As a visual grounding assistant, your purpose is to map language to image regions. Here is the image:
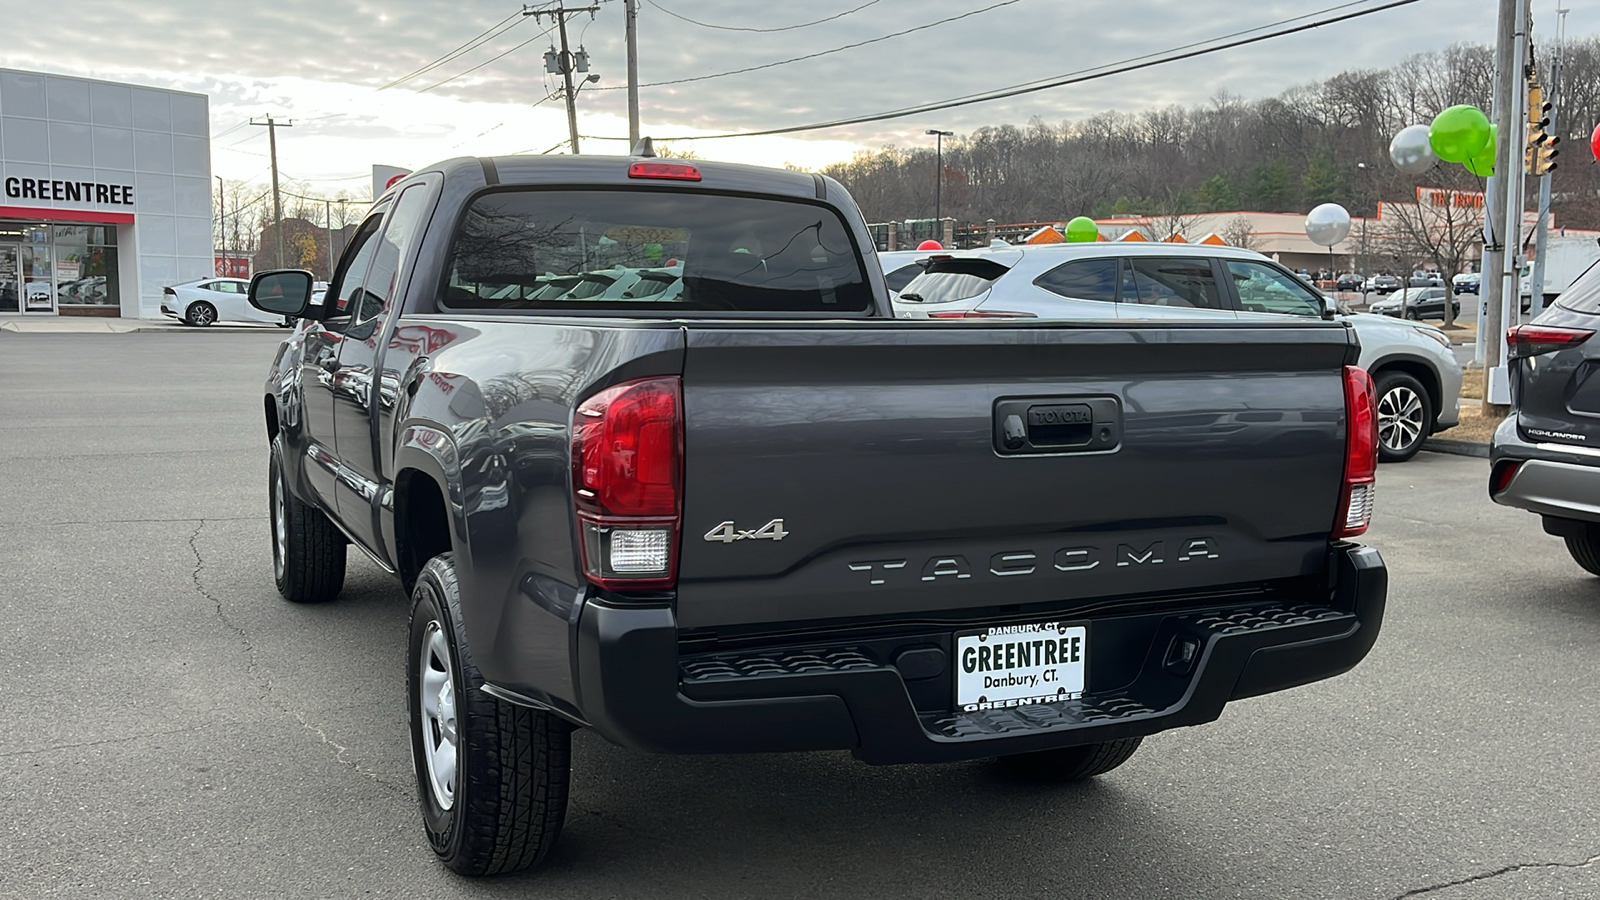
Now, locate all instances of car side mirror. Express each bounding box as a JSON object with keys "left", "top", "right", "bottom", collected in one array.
[
  {"left": 249, "top": 269, "right": 315, "bottom": 318},
  {"left": 1320, "top": 298, "right": 1336, "bottom": 321}
]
